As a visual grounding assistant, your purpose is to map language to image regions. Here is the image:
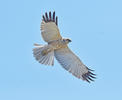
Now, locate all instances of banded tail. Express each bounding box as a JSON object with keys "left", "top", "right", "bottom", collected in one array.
[{"left": 33, "top": 44, "right": 54, "bottom": 66}]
